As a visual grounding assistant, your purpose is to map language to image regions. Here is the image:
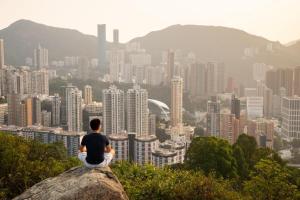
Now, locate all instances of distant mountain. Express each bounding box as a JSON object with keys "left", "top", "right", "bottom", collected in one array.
[
  {"left": 287, "top": 40, "right": 300, "bottom": 57},
  {"left": 0, "top": 19, "right": 98, "bottom": 66},
  {"left": 131, "top": 24, "right": 300, "bottom": 83},
  {"left": 1, "top": 20, "right": 300, "bottom": 84}
]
